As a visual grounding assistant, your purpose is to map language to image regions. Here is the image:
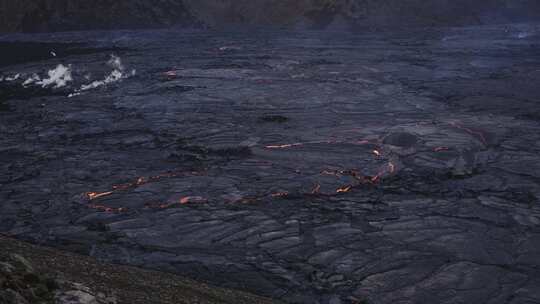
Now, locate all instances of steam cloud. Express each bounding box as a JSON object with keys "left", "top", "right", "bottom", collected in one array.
[
  {"left": 79, "top": 55, "right": 135, "bottom": 91},
  {"left": 38, "top": 64, "right": 73, "bottom": 88},
  {"left": 3, "top": 55, "right": 135, "bottom": 98}
]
